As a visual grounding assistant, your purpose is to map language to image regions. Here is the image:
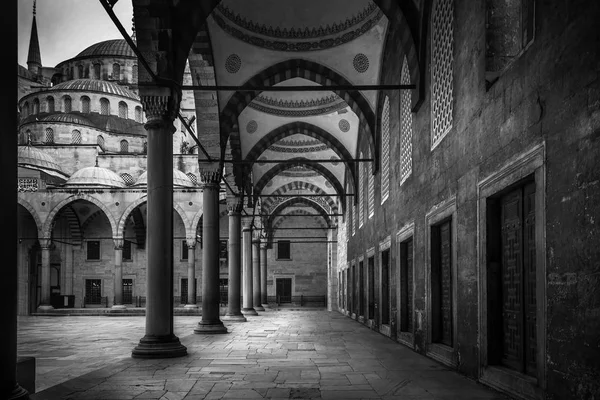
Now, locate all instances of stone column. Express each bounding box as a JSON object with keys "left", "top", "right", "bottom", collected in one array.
[
  {"left": 260, "top": 242, "right": 269, "bottom": 309},
  {"left": 241, "top": 219, "right": 257, "bottom": 315},
  {"left": 112, "top": 238, "right": 126, "bottom": 310},
  {"left": 252, "top": 237, "right": 264, "bottom": 311},
  {"left": 132, "top": 93, "right": 187, "bottom": 358},
  {"left": 38, "top": 238, "right": 53, "bottom": 311},
  {"left": 184, "top": 238, "right": 198, "bottom": 308},
  {"left": 223, "top": 197, "right": 246, "bottom": 321},
  {"left": 194, "top": 170, "right": 227, "bottom": 334}
]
